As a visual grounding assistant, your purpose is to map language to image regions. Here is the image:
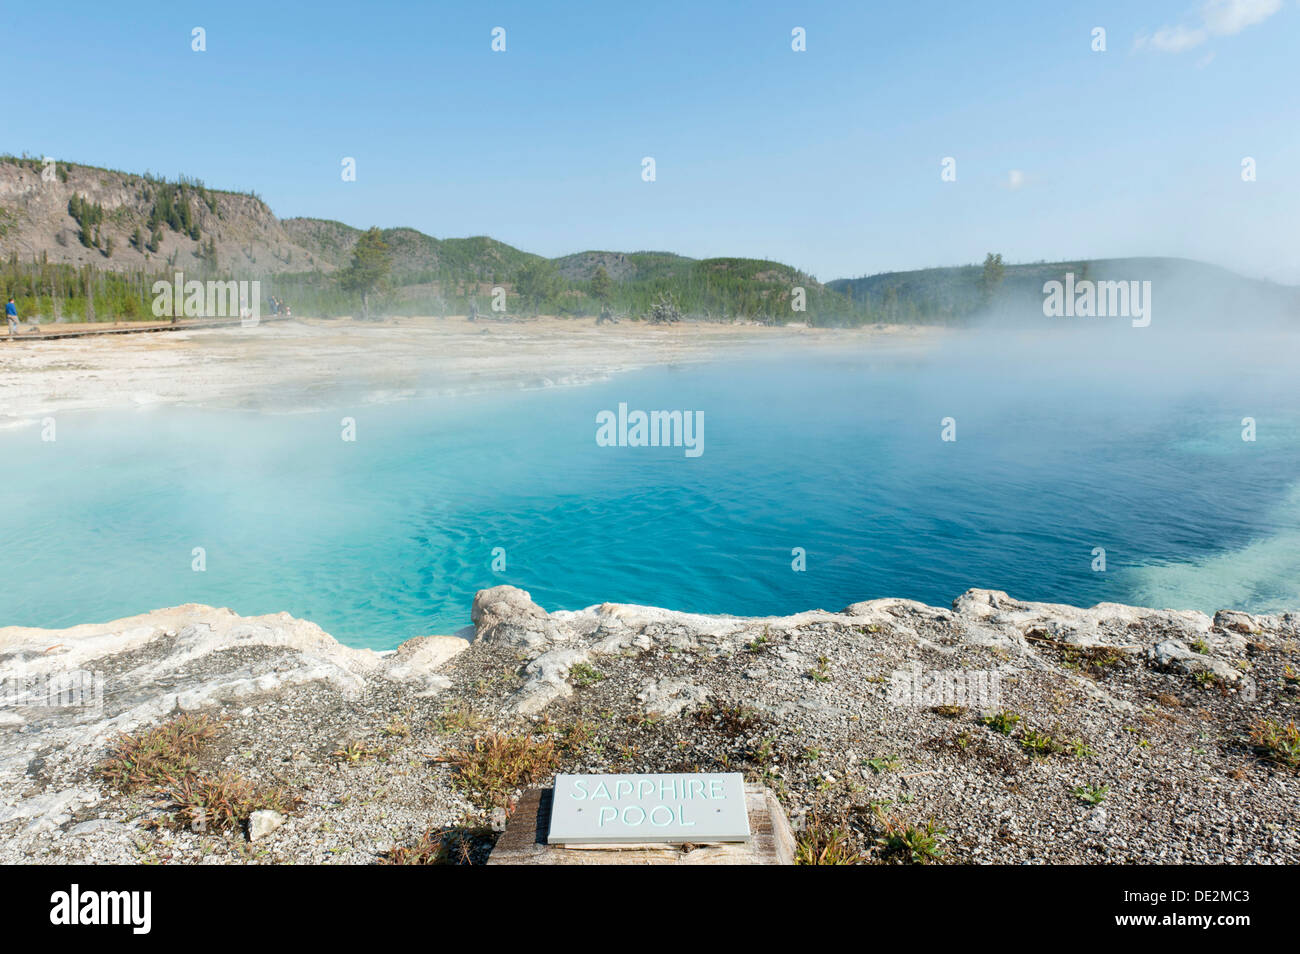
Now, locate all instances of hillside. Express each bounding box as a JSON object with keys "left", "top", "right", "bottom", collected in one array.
[
  {"left": 0, "top": 155, "right": 838, "bottom": 321},
  {"left": 0, "top": 157, "right": 542, "bottom": 285},
  {"left": 551, "top": 249, "right": 695, "bottom": 282},
  {"left": 0, "top": 156, "right": 324, "bottom": 276},
  {"left": 3, "top": 154, "right": 1296, "bottom": 327},
  {"left": 552, "top": 249, "right": 819, "bottom": 298},
  {"left": 829, "top": 258, "right": 1300, "bottom": 325},
  {"left": 282, "top": 218, "right": 543, "bottom": 284},
  {"left": 549, "top": 250, "right": 836, "bottom": 319}
]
